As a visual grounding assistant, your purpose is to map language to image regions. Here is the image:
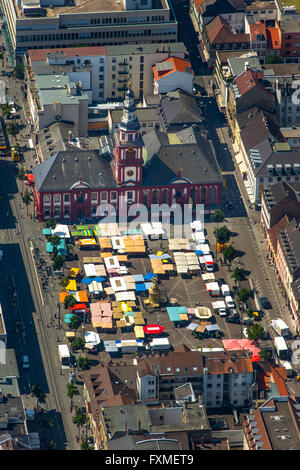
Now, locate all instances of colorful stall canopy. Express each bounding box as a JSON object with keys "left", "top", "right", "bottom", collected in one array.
[
  {"left": 69, "top": 267, "right": 80, "bottom": 278},
  {"left": 76, "top": 291, "right": 89, "bottom": 303},
  {"left": 66, "top": 279, "right": 77, "bottom": 291},
  {"left": 42, "top": 228, "right": 51, "bottom": 236},
  {"left": 143, "top": 324, "right": 165, "bottom": 335}
]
